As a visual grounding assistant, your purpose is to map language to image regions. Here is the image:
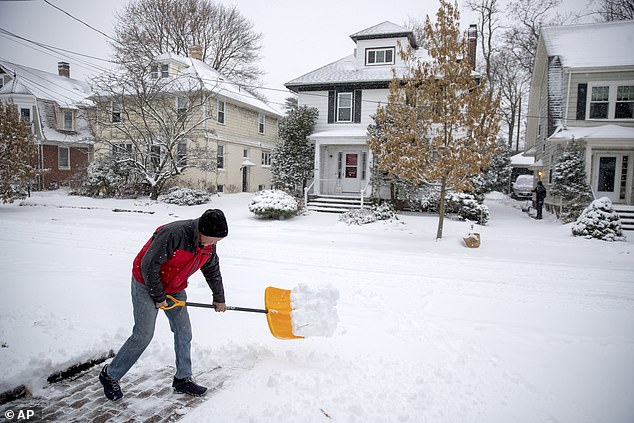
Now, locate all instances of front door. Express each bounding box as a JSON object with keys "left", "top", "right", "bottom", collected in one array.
[
  {"left": 340, "top": 151, "right": 361, "bottom": 193},
  {"left": 593, "top": 154, "right": 626, "bottom": 202}
]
